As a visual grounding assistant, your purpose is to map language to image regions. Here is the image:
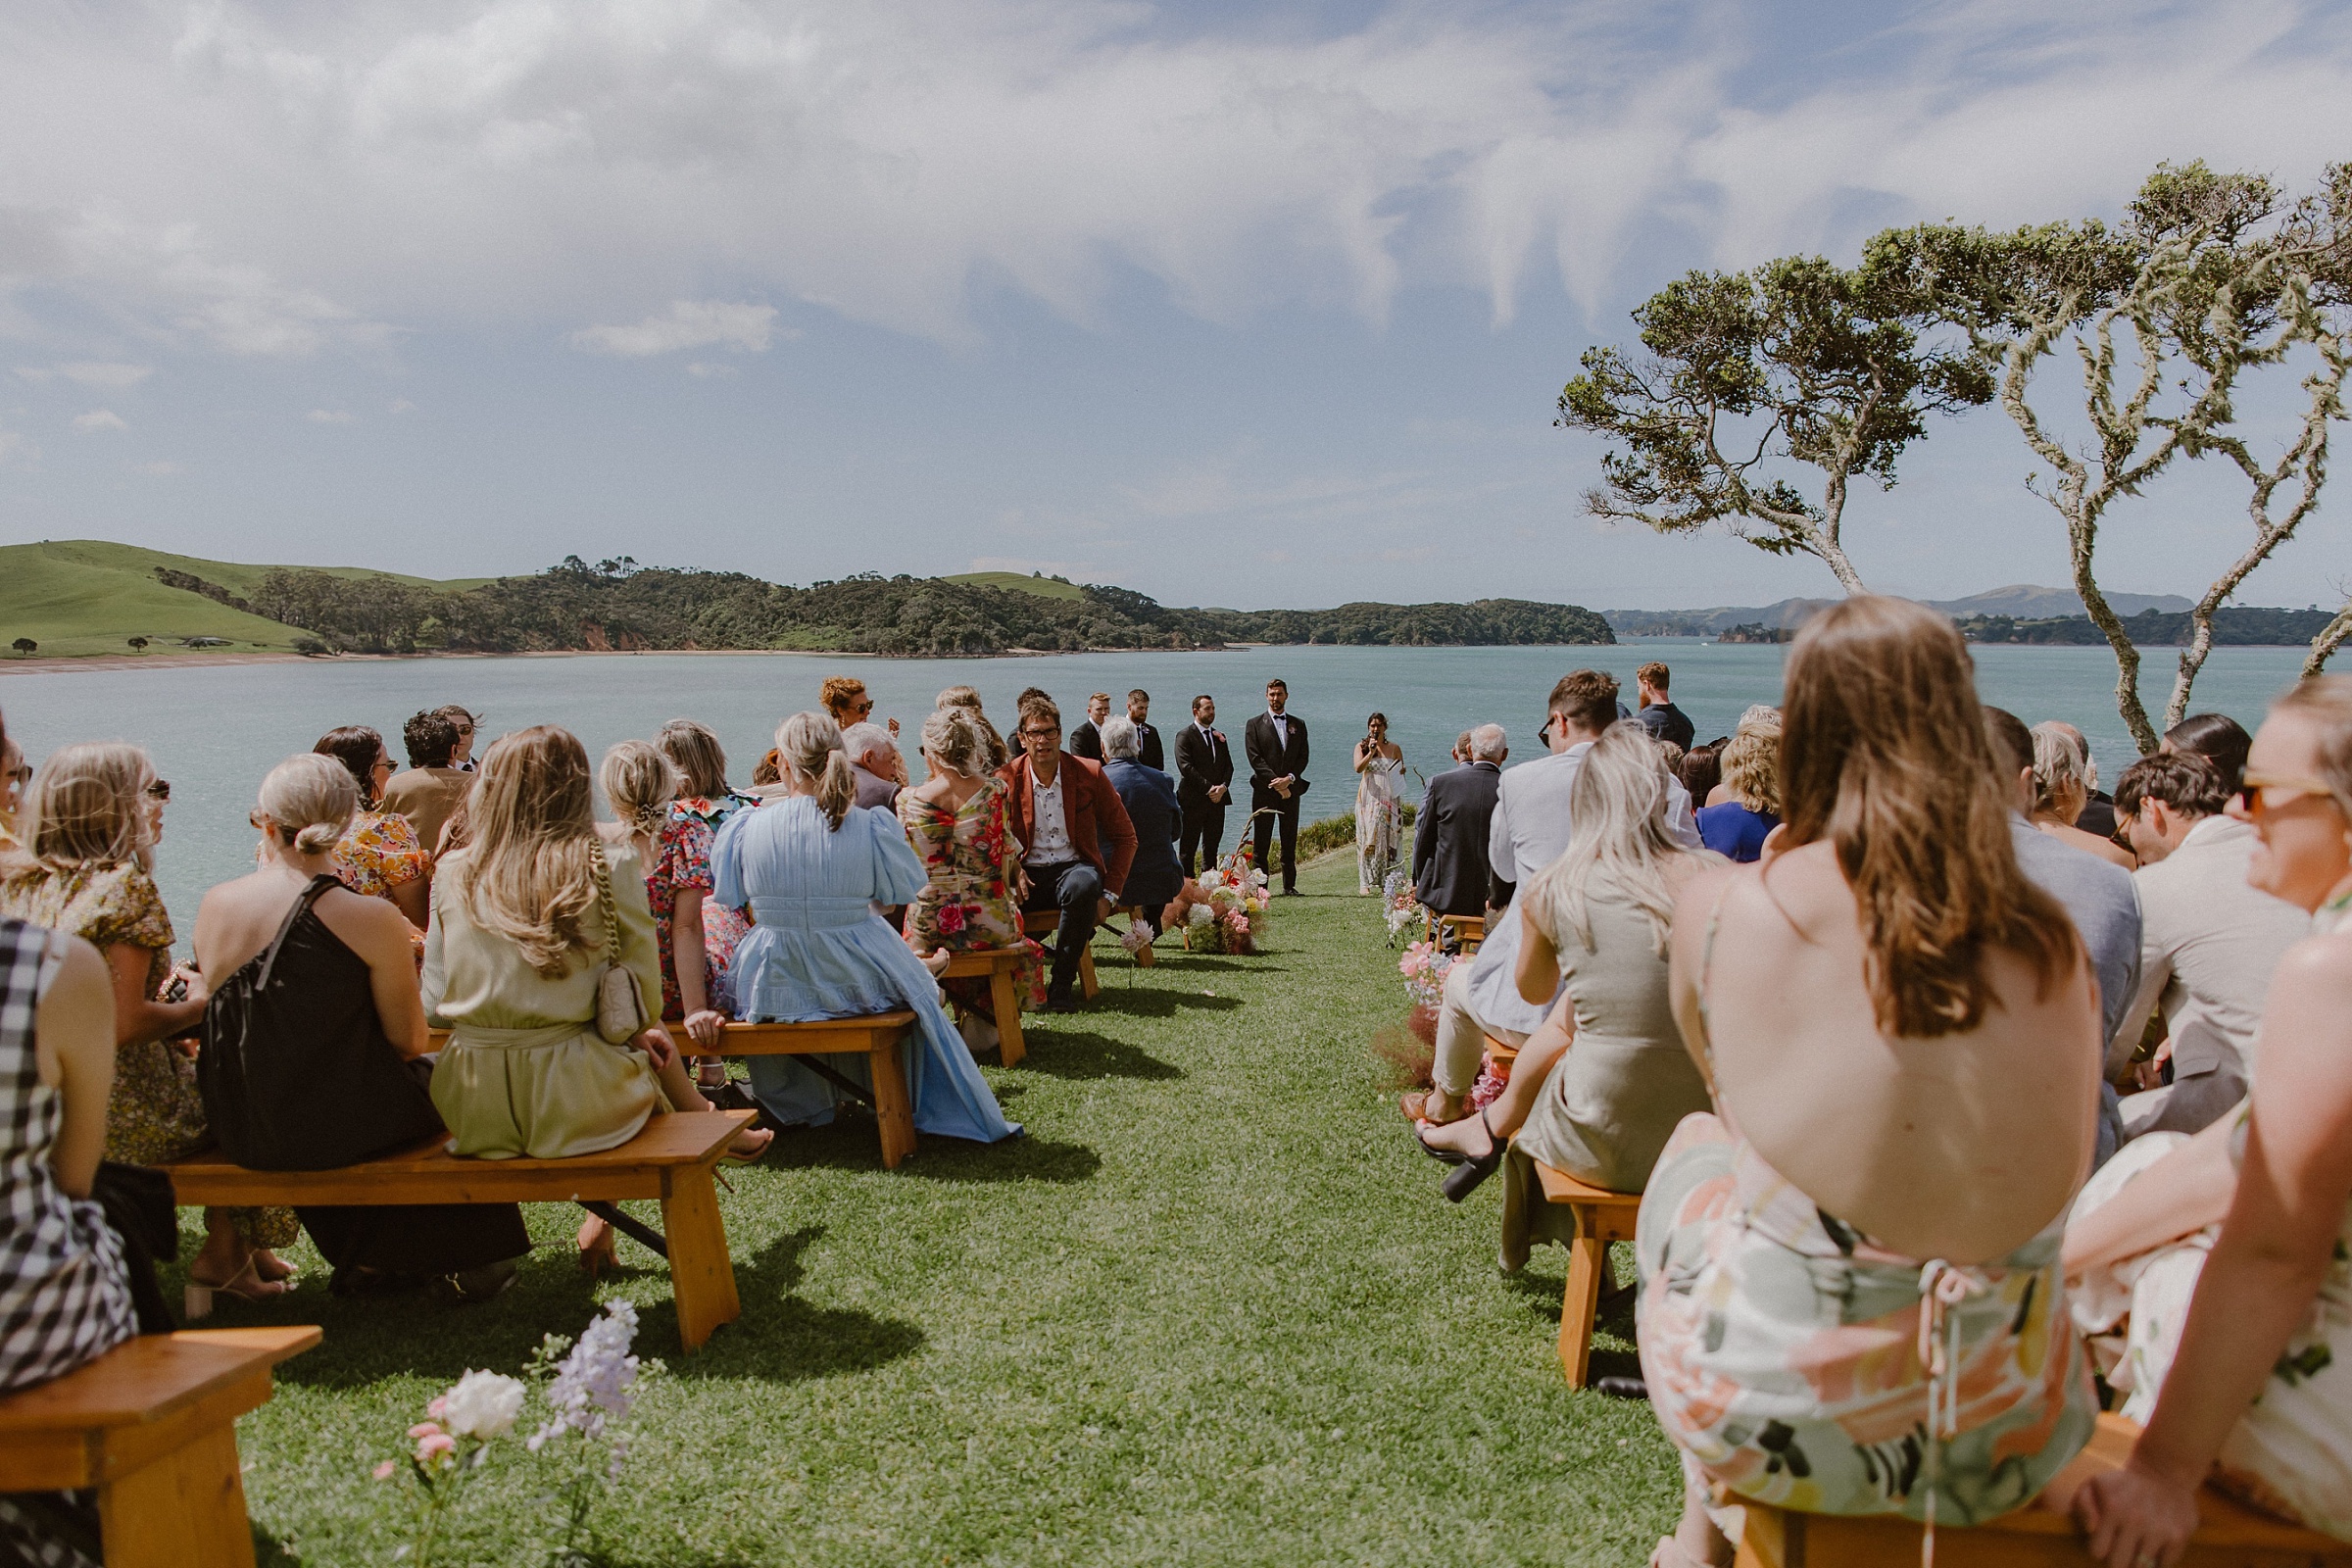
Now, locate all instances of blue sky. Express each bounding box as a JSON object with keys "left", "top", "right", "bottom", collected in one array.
[{"left": 2, "top": 0, "right": 2348, "bottom": 611}]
